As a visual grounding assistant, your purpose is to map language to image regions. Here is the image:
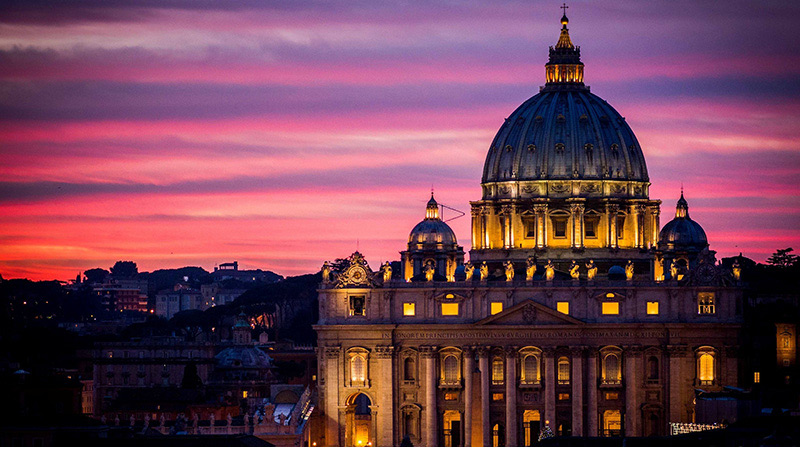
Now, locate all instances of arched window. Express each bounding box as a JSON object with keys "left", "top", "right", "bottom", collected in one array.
[
  {"left": 647, "top": 356, "right": 659, "bottom": 380},
  {"left": 443, "top": 355, "right": 459, "bottom": 383},
  {"left": 351, "top": 355, "right": 366, "bottom": 384},
  {"left": 523, "top": 355, "right": 540, "bottom": 383},
  {"left": 602, "top": 354, "right": 620, "bottom": 384},
  {"left": 557, "top": 357, "right": 570, "bottom": 384},
  {"left": 698, "top": 352, "right": 714, "bottom": 385},
  {"left": 404, "top": 357, "right": 415, "bottom": 381},
  {"left": 492, "top": 358, "right": 504, "bottom": 384}
]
